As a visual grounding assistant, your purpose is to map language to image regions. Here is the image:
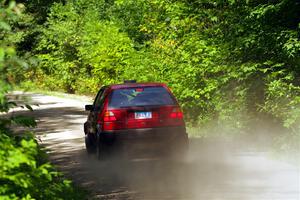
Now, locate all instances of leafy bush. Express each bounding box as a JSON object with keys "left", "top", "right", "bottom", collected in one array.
[
  {"left": 19, "top": 0, "right": 300, "bottom": 139},
  {"left": 0, "top": 2, "right": 85, "bottom": 199},
  {"left": 0, "top": 129, "right": 85, "bottom": 200}
]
